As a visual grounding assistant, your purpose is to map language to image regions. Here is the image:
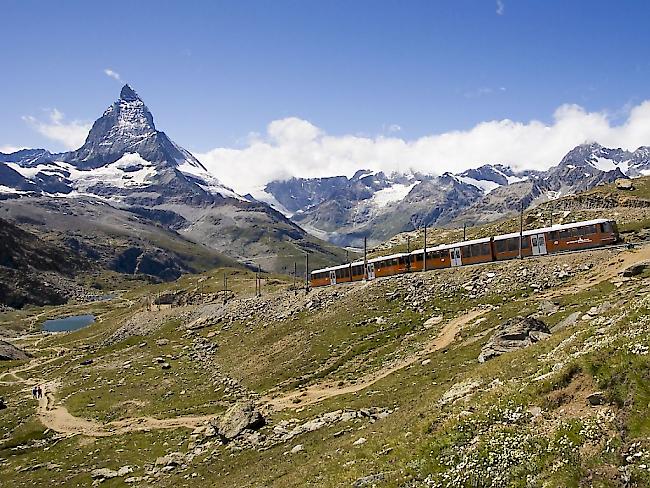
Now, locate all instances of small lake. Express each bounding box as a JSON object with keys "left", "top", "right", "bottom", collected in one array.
[{"left": 42, "top": 314, "right": 96, "bottom": 332}]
